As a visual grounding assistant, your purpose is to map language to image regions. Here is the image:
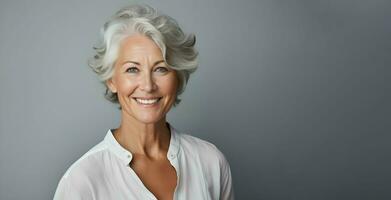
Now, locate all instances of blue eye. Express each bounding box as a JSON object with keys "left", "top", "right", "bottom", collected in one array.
[
  {"left": 155, "top": 67, "right": 168, "bottom": 73},
  {"left": 126, "top": 67, "right": 139, "bottom": 73}
]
